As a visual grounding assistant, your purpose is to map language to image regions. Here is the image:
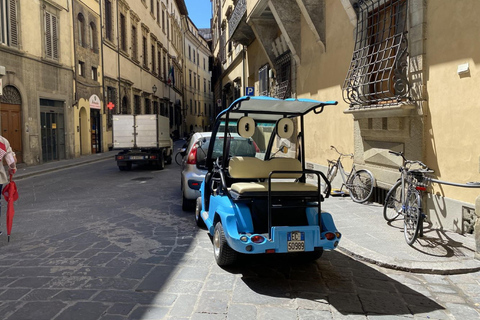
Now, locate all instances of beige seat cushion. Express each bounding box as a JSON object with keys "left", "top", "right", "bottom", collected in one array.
[
  {"left": 228, "top": 156, "right": 302, "bottom": 179},
  {"left": 231, "top": 181, "right": 319, "bottom": 194}
]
